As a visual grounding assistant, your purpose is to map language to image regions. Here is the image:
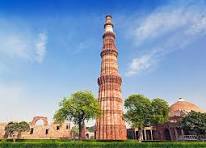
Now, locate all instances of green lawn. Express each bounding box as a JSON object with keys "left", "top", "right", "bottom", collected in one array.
[{"left": 0, "top": 140, "right": 206, "bottom": 148}]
